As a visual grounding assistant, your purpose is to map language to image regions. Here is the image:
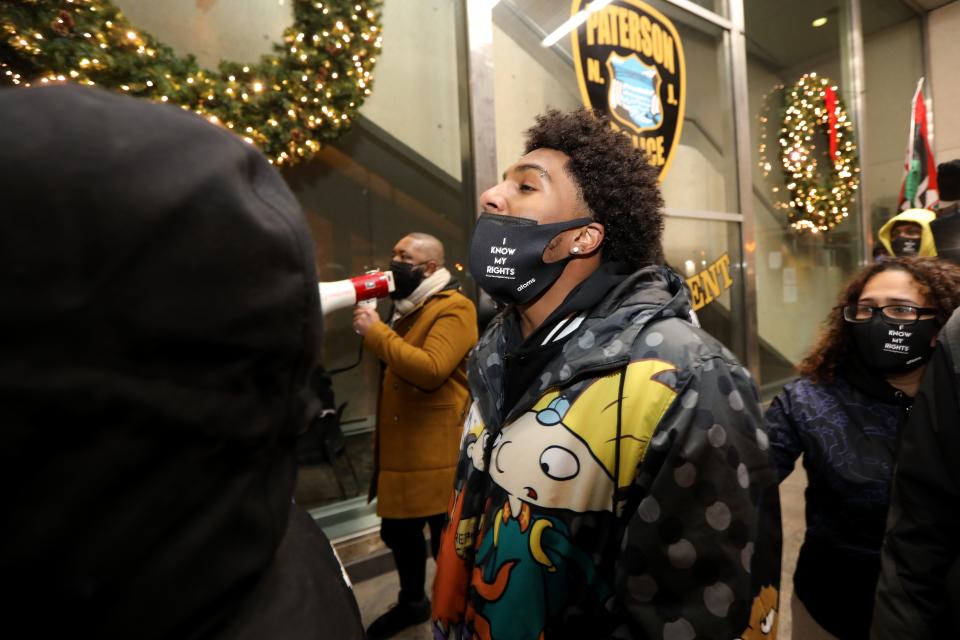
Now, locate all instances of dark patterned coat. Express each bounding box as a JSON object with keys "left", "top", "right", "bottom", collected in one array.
[
  {"left": 765, "top": 374, "right": 908, "bottom": 639},
  {"left": 432, "top": 266, "right": 782, "bottom": 640}
]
